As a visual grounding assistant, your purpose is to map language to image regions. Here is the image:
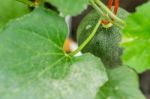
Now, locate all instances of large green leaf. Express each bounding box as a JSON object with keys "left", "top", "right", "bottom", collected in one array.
[
  {"left": 96, "top": 66, "right": 145, "bottom": 99},
  {"left": 0, "top": 7, "right": 108, "bottom": 99},
  {"left": 122, "top": 1, "right": 150, "bottom": 73},
  {"left": 46, "top": 0, "right": 89, "bottom": 16},
  {"left": 0, "top": 0, "right": 29, "bottom": 27}
]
